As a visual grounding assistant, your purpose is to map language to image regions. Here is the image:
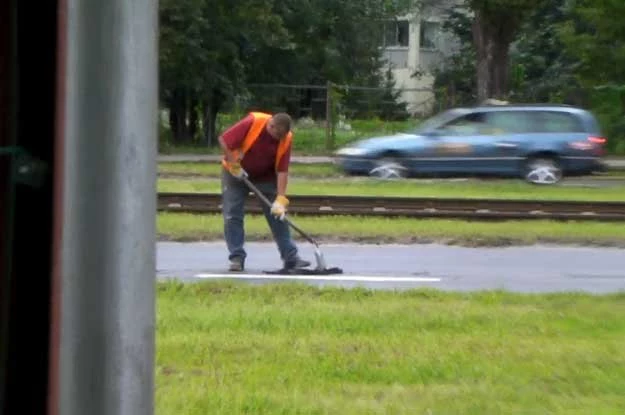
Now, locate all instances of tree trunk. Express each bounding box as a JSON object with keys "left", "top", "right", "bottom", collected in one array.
[
  {"left": 472, "top": 11, "right": 493, "bottom": 103},
  {"left": 202, "top": 103, "right": 215, "bottom": 147},
  {"left": 188, "top": 97, "right": 198, "bottom": 143},
  {"left": 449, "top": 81, "right": 456, "bottom": 107},
  {"left": 491, "top": 41, "right": 510, "bottom": 99},
  {"left": 168, "top": 89, "right": 191, "bottom": 144},
  {"left": 205, "top": 89, "right": 226, "bottom": 147},
  {"left": 202, "top": 95, "right": 222, "bottom": 147}
]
